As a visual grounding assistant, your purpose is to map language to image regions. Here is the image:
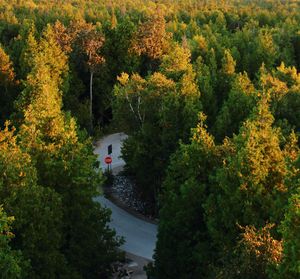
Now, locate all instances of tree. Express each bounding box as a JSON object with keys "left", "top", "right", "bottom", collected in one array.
[
  {"left": 277, "top": 187, "right": 300, "bottom": 278},
  {"left": 0, "top": 206, "right": 25, "bottom": 279},
  {"left": 205, "top": 93, "right": 298, "bottom": 277},
  {"left": 82, "top": 30, "right": 105, "bottom": 132},
  {"left": 213, "top": 72, "right": 256, "bottom": 141},
  {"left": 74, "top": 21, "right": 105, "bottom": 133},
  {"left": 153, "top": 113, "right": 220, "bottom": 279},
  {"left": 10, "top": 186, "right": 67, "bottom": 279},
  {"left": 18, "top": 23, "right": 38, "bottom": 81},
  {"left": 262, "top": 63, "right": 300, "bottom": 135},
  {"left": 114, "top": 45, "right": 201, "bottom": 210},
  {"left": 115, "top": 72, "right": 179, "bottom": 208},
  {"left": 217, "top": 223, "right": 283, "bottom": 279},
  {"left": 215, "top": 48, "right": 237, "bottom": 110},
  {"left": 131, "top": 11, "right": 169, "bottom": 59},
  {"left": 221, "top": 49, "right": 236, "bottom": 76},
  {"left": 208, "top": 96, "right": 285, "bottom": 240},
  {"left": 18, "top": 24, "right": 123, "bottom": 278},
  {"left": 0, "top": 122, "right": 67, "bottom": 278},
  {"left": 52, "top": 20, "right": 74, "bottom": 54},
  {"left": 100, "top": 16, "right": 140, "bottom": 123},
  {"left": 0, "top": 45, "right": 18, "bottom": 125},
  {"left": 0, "top": 45, "right": 15, "bottom": 89},
  {"left": 131, "top": 9, "right": 171, "bottom": 72},
  {"left": 194, "top": 55, "right": 218, "bottom": 127},
  {"left": 160, "top": 43, "right": 192, "bottom": 81}
]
